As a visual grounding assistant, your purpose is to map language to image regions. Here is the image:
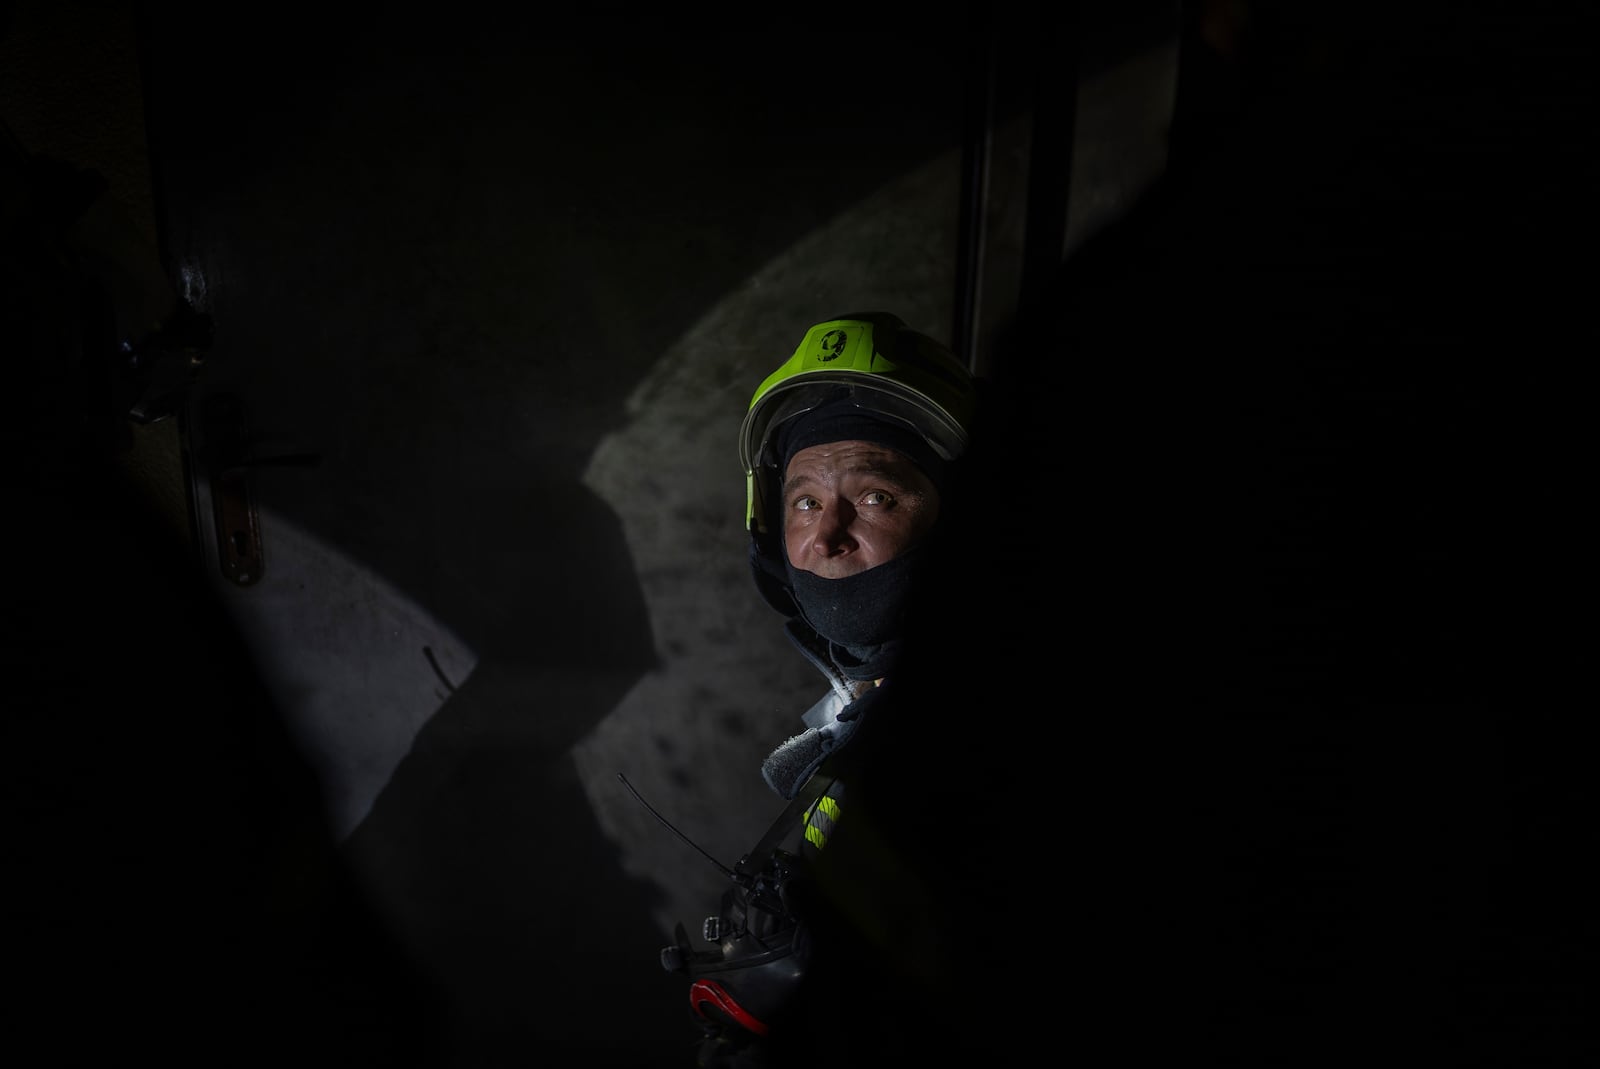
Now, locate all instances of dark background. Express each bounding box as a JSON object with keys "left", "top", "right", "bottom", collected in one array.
[{"left": 4, "top": 1, "right": 1592, "bottom": 1066}]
